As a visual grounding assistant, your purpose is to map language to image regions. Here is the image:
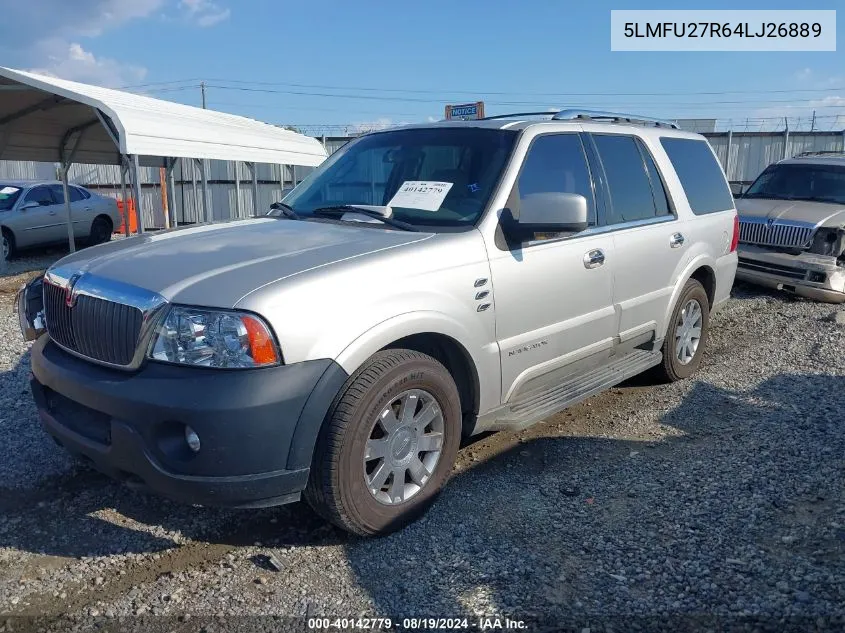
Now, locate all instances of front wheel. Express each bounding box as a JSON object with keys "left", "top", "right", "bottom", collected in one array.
[
  {"left": 656, "top": 278, "right": 711, "bottom": 382},
  {"left": 304, "top": 349, "right": 462, "bottom": 536}
]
